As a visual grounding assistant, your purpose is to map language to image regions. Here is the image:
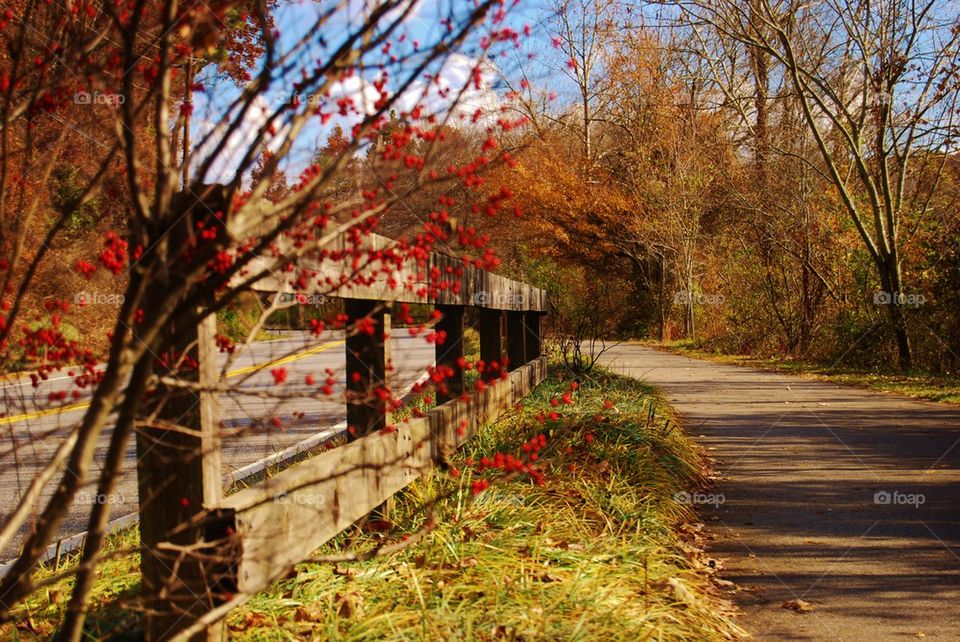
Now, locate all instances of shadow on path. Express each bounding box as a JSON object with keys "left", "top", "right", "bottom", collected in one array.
[{"left": 602, "top": 346, "right": 960, "bottom": 641}]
